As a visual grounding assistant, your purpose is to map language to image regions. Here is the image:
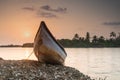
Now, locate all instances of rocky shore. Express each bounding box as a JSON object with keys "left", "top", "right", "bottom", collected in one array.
[{"left": 0, "top": 58, "right": 92, "bottom": 80}]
